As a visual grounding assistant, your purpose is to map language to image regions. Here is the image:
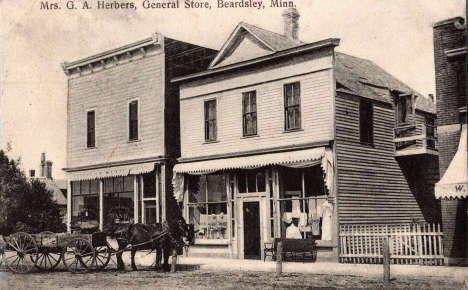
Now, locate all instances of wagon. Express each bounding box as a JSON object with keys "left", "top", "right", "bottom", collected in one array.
[{"left": 0, "top": 231, "right": 112, "bottom": 274}]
